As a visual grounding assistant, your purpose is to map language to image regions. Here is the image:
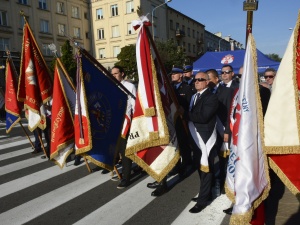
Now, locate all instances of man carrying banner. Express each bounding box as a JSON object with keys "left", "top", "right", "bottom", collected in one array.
[
  {"left": 187, "top": 71, "right": 218, "bottom": 213},
  {"left": 111, "top": 65, "right": 136, "bottom": 189}
]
